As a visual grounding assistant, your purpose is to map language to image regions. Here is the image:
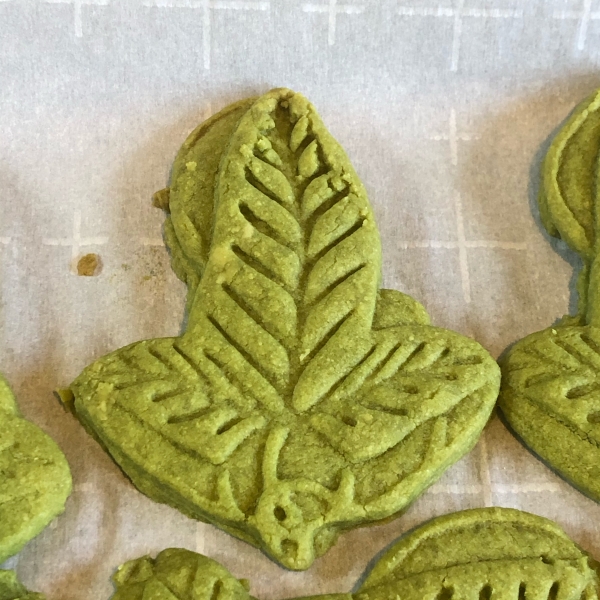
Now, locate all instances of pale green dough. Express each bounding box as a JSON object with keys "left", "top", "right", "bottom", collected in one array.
[
  {"left": 160, "top": 97, "right": 256, "bottom": 313},
  {"left": 0, "top": 374, "right": 72, "bottom": 564},
  {"left": 373, "top": 289, "right": 430, "bottom": 328},
  {"left": 109, "top": 509, "right": 600, "bottom": 600},
  {"left": 110, "top": 549, "right": 253, "bottom": 600},
  {"left": 0, "top": 570, "right": 44, "bottom": 600},
  {"left": 70, "top": 88, "right": 500, "bottom": 570}
]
